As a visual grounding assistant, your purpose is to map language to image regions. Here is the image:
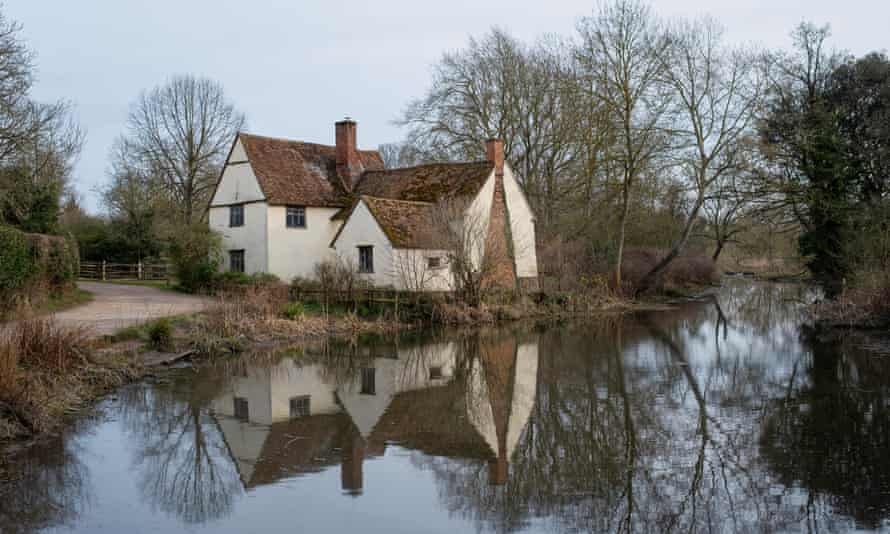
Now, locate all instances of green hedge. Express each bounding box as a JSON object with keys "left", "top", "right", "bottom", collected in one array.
[{"left": 0, "top": 224, "right": 79, "bottom": 310}]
